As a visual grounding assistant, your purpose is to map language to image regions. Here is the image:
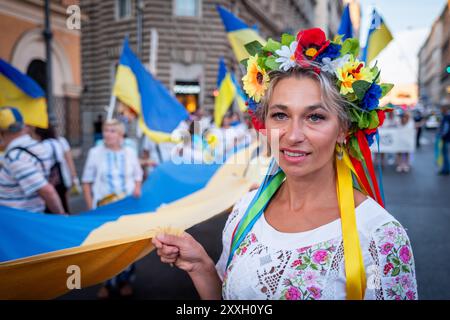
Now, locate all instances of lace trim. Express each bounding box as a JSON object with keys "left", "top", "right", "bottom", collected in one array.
[{"left": 368, "top": 239, "right": 385, "bottom": 300}]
